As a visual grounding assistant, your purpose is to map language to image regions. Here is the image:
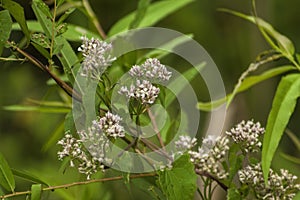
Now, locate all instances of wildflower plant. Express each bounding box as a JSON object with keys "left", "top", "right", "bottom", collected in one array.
[{"left": 0, "top": 0, "right": 299, "bottom": 200}]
